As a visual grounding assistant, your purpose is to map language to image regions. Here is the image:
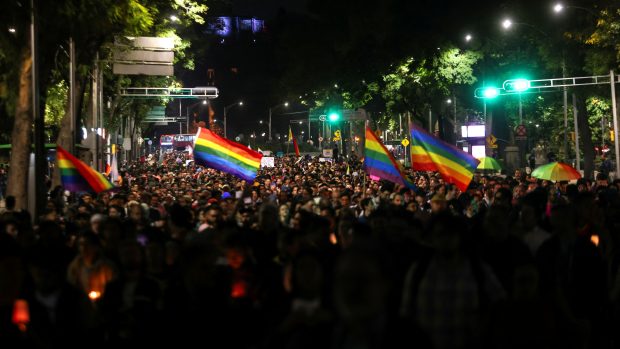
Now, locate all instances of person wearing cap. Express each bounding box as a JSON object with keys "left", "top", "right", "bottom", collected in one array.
[{"left": 430, "top": 193, "right": 447, "bottom": 214}]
